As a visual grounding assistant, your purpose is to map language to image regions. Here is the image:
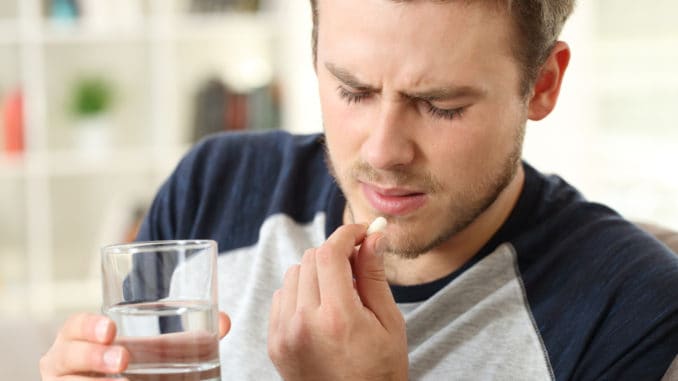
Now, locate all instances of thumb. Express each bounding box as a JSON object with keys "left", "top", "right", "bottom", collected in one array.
[
  {"left": 354, "top": 233, "right": 400, "bottom": 329},
  {"left": 218, "top": 311, "right": 231, "bottom": 339}
]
